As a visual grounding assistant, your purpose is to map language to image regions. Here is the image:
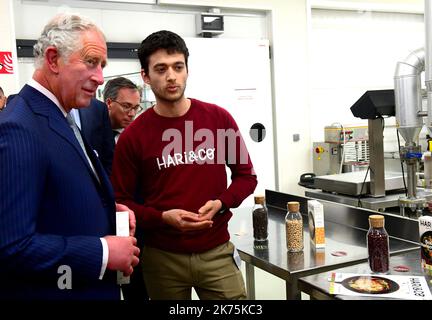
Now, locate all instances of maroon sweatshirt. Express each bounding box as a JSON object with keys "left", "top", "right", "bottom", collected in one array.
[{"left": 111, "top": 98, "right": 257, "bottom": 253}]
